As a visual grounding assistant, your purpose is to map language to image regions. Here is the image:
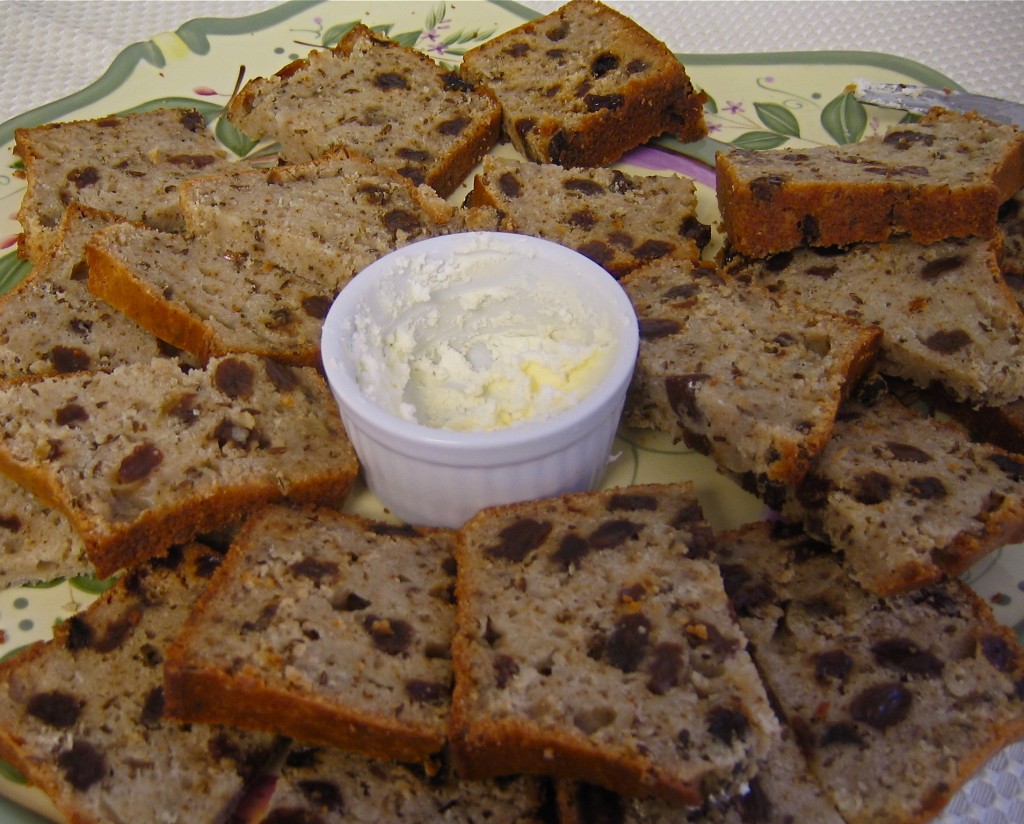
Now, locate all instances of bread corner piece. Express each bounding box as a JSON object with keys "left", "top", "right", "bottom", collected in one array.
[
  {"left": 450, "top": 482, "right": 780, "bottom": 806},
  {"left": 164, "top": 506, "right": 458, "bottom": 764},
  {"left": 460, "top": 0, "right": 707, "bottom": 168}
]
